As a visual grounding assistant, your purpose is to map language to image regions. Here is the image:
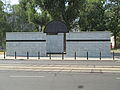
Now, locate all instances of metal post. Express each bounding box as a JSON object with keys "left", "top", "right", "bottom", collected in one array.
[
  {"left": 15, "top": 51, "right": 16, "bottom": 59},
  {"left": 62, "top": 53, "right": 64, "bottom": 60},
  {"left": 87, "top": 51, "right": 88, "bottom": 60},
  {"left": 75, "top": 52, "right": 76, "bottom": 60},
  {"left": 113, "top": 52, "right": 114, "bottom": 60},
  {"left": 38, "top": 52, "right": 40, "bottom": 59},
  {"left": 49, "top": 54, "right": 51, "bottom": 60},
  {"left": 27, "top": 52, "right": 29, "bottom": 59},
  {"left": 4, "top": 51, "right": 5, "bottom": 59},
  {"left": 100, "top": 51, "right": 101, "bottom": 60}
]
